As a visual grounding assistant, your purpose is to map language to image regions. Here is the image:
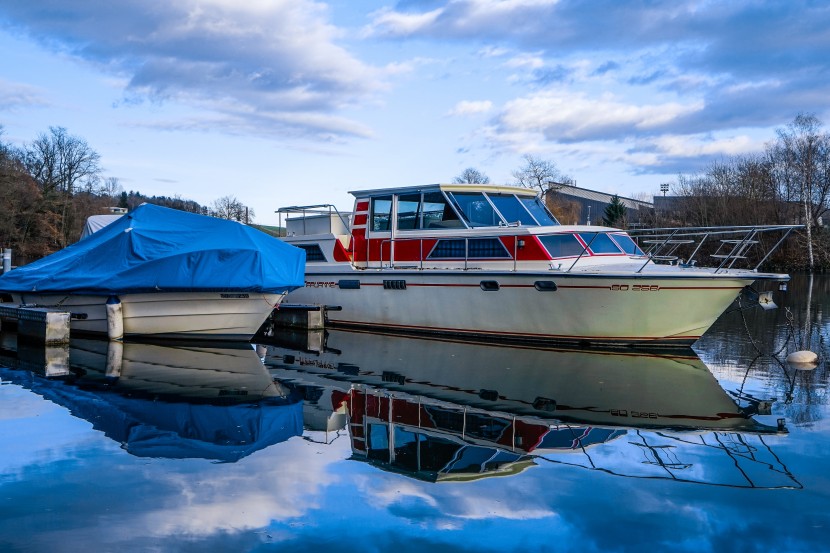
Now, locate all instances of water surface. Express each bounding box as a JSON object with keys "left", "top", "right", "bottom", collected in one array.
[{"left": 1, "top": 275, "right": 828, "bottom": 552}]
